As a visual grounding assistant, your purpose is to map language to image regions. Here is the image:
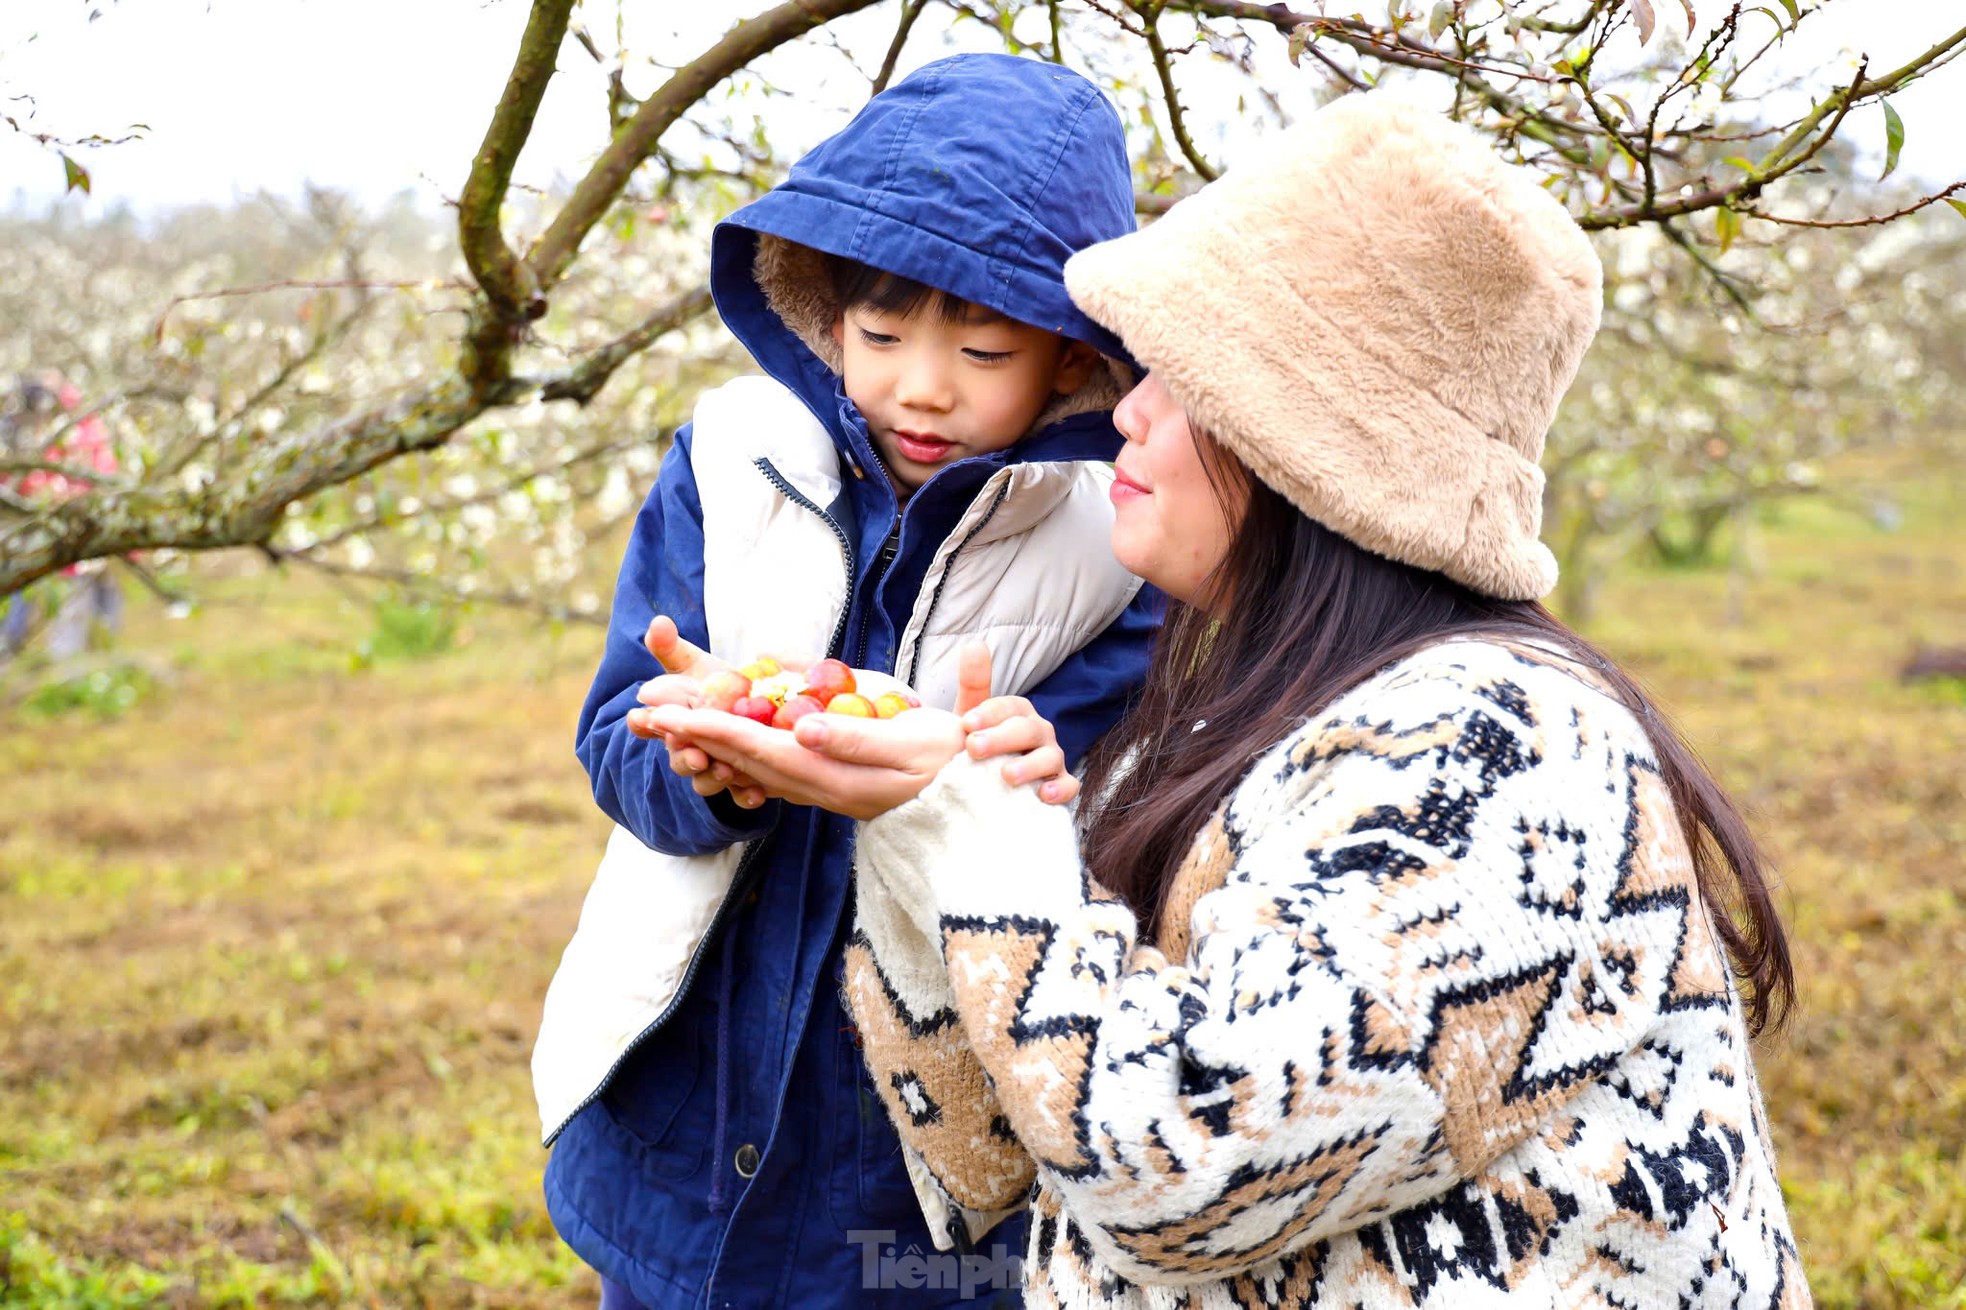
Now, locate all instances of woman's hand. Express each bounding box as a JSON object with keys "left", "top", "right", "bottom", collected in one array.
[{"left": 961, "top": 695, "right": 1079, "bottom": 805}]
